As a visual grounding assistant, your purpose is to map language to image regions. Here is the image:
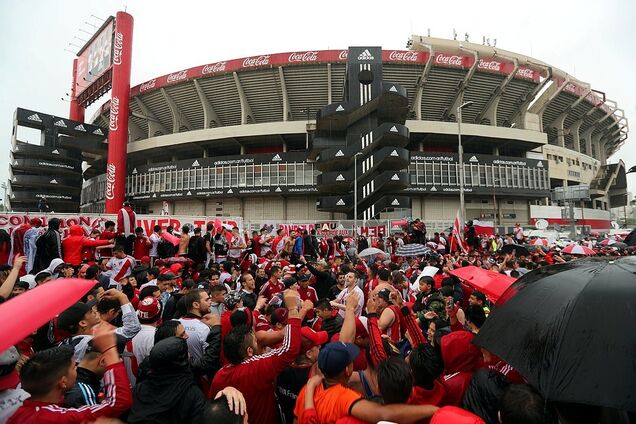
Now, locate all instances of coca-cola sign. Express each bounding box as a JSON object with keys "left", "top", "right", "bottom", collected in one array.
[
  {"left": 105, "top": 163, "right": 116, "bottom": 200},
  {"left": 202, "top": 61, "right": 227, "bottom": 74},
  {"left": 288, "top": 51, "right": 319, "bottom": 62},
  {"left": 338, "top": 50, "right": 348, "bottom": 60},
  {"left": 434, "top": 54, "right": 463, "bottom": 67},
  {"left": 388, "top": 51, "right": 419, "bottom": 62},
  {"left": 113, "top": 31, "right": 123, "bottom": 65},
  {"left": 139, "top": 79, "right": 156, "bottom": 92},
  {"left": 516, "top": 67, "right": 535, "bottom": 80},
  {"left": 478, "top": 59, "right": 502, "bottom": 72},
  {"left": 242, "top": 55, "right": 270, "bottom": 68},
  {"left": 109, "top": 96, "right": 119, "bottom": 132},
  {"left": 167, "top": 70, "right": 187, "bottom": 83}
]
